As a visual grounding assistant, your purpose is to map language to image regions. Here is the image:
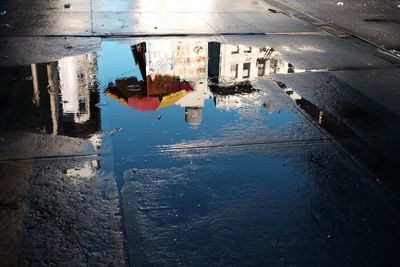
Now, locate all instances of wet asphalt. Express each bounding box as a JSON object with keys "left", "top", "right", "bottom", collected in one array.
[{"left": 1, "top": 0, "right": 400, "bottom": 266}]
